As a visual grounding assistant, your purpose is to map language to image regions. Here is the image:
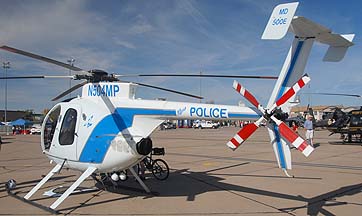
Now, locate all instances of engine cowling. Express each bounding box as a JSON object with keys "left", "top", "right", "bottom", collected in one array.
[{"left": 136, "top": 137, "right": 153, "bottom": 155}]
